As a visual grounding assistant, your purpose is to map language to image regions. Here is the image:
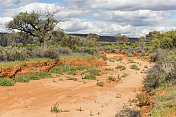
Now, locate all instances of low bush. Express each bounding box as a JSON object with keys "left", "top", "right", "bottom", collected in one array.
[
  {"left": 82, "top": 74, "right": 96, "bottom": 80},
  {"left": 44, "top": 48, "right": 59, "bottom": 59},
  {"left": 108, "top": 76, "right": 116, "bottom": 82},
  {"left": 149, "top": 86, "right": 176, "bottom": 117},
  {"left": 29, "top": 72, "right": 51, "bottom": 80},
  {"left": 88, "top": 66, "right": 102, "bottom": 76},
  {"left": 115, "top": 105, "right": 141, "bottom": 117},
  {"left": 97, "top": 81, "right": 104, "bottom": 87},
  {"left": 130, "top": 64, "right": 140, "bottom": 71},
  {"left": 66, "top": 78, "right": 77, "bottom": 81},
  {"left": 17, "top": 43, "right": 23, "bottom": 48},
  {"left": 116, "top": 65, "right": 126, "bottom": 71},
  {"left": 50, "top": 67, "right": 63, "bottom": 74},
  {"left": 12, "top": 75, "right": 30, "bottom": 82},
  {"left": 51, "top": 103, "right": 60, "bottom": 113},
  {"left": 13, "top": 72, "right": 52, "bottom": 83},
  {"left": 0, "top": 49, "right": 7, "bottom": 61},
  {"left": 5, "top": 46, "right": 29, "bottom": 61},
  {"left": 72, "top": 45, "right": 81, "bottom": 52},
  {"left": 58, "top": 47, "right": 72, "bottom": 55},
  {"left": 0, "top": 78, "right": 16, "bottom": 86}
]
